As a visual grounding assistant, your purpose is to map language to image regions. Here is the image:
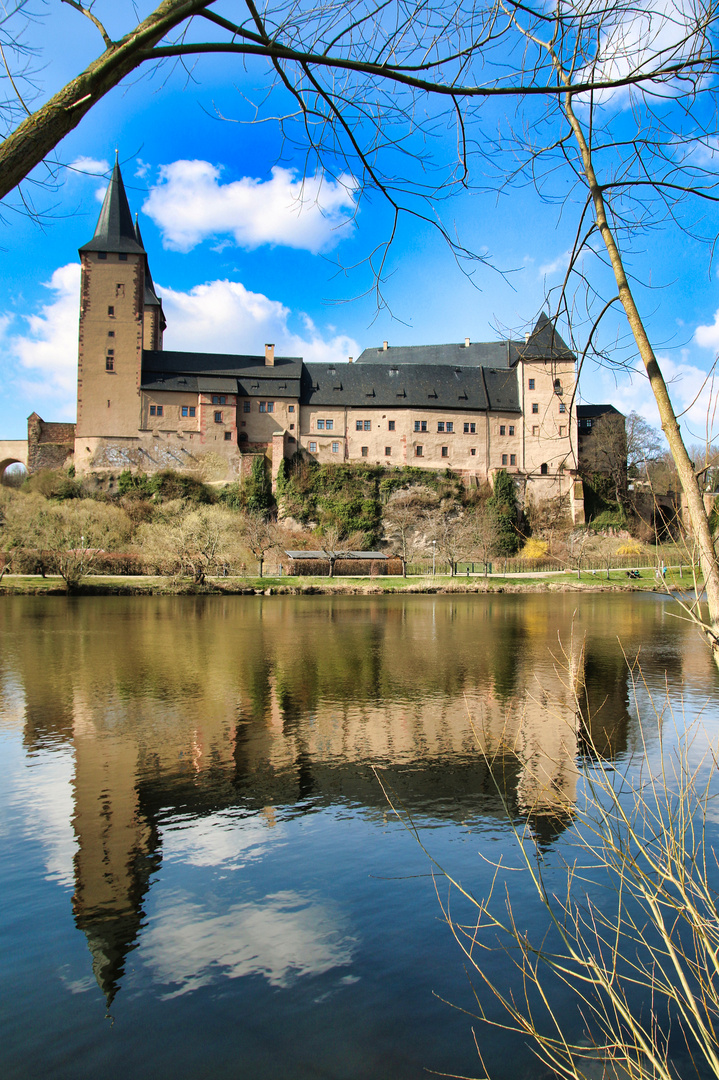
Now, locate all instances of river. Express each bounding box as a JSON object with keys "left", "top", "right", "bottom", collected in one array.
[{"left": 0, "top": 593, "right": 716, "bottom": 1079}]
